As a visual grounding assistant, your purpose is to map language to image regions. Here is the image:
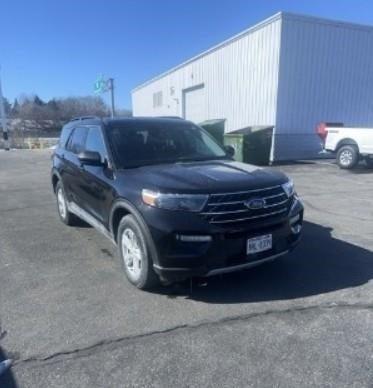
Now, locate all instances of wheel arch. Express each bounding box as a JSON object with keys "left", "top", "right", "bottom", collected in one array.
[
  {"left": 336, "top": 138, "right": 359, "bottom": 152},
  {"left": 110, "top": 200, "right": 160, "bottom": 265},
  {"left": 51, "top": 169, "right": 62, "bottom": 193}
]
